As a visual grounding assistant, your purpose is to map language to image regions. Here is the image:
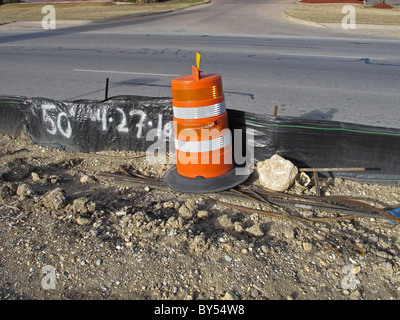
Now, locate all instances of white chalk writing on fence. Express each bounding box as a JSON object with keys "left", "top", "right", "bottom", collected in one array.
[
  {"left": 40, "top": 103, "right": 167, "bottom": 140},
  {"left": 42, "top": 103, "right": 72, "bottom": 139}
]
